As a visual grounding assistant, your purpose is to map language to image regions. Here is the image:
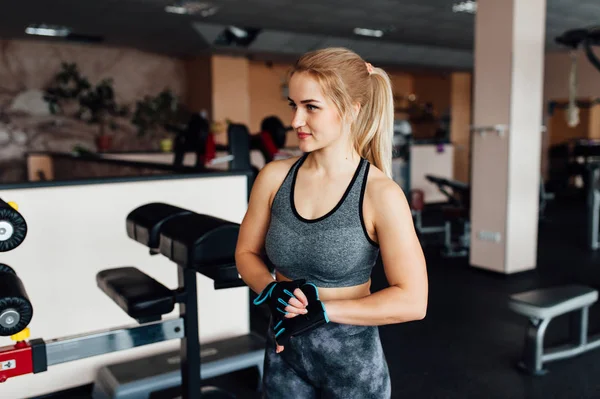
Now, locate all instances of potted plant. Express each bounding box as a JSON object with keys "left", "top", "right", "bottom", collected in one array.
[
  {"left": 131, "top": 89, "right": 189, "bottom": 152},
  {"left": 44, "top": 62, "right": 91, "bottom": 116},
  {"left": 44, "top": 63, "right": 129, "bottom": 152},
  {"left": 76, "top": 78, "right": 129, "bottom": 151}
]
